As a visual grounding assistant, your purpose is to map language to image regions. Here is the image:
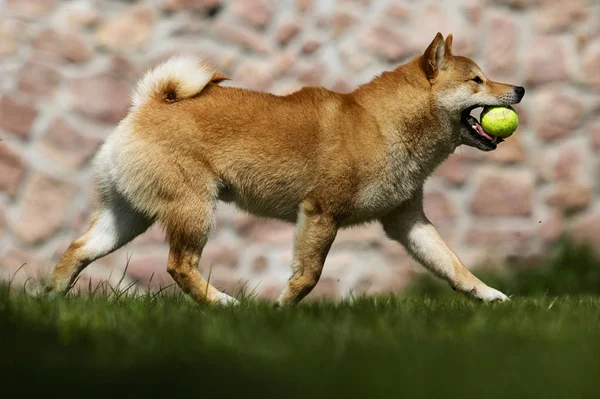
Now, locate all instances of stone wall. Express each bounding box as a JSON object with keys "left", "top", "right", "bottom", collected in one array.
[{"left": 0, "top": 0, "right": 599, "bottom": 299}]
